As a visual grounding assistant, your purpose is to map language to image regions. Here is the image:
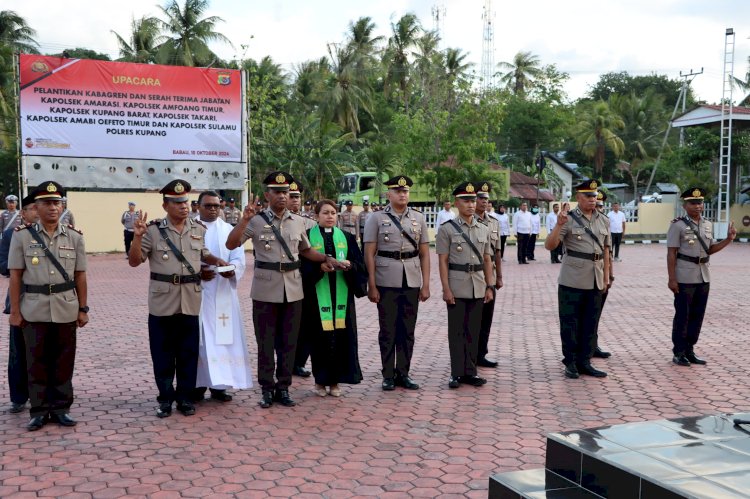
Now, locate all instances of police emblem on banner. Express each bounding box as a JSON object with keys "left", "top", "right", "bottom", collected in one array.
[{"left": 217, "top": 71, "right": 231, "bottom": 85}]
